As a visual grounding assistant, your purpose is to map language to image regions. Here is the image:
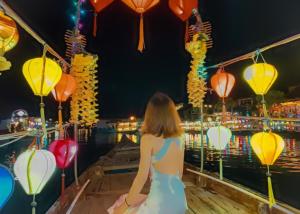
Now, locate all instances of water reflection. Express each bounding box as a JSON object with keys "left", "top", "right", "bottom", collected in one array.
[{"left": 184, "top": 132, "right": 300, "bottom": 173}]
